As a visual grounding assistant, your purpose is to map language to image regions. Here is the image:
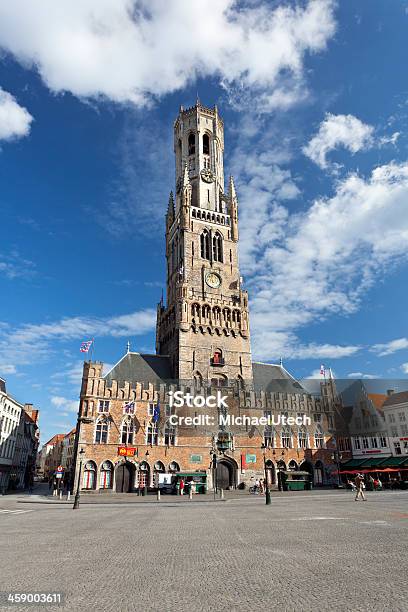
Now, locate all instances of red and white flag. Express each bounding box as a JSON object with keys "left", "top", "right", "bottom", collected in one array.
[{"left": 80, "top": 339, "right": 93, "bottom": 353}]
